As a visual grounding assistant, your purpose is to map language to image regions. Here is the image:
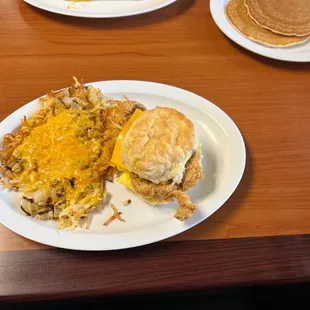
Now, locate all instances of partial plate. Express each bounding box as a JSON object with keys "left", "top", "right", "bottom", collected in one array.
[
  {"left": 210, "top": 0, "right": 310, "bottom": 62},
  {"left": 0, "top": 80, "right": 246, "bottom": 251},
  {"left": 24, "top": 0, "right": 177, "bottom": 18}
]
